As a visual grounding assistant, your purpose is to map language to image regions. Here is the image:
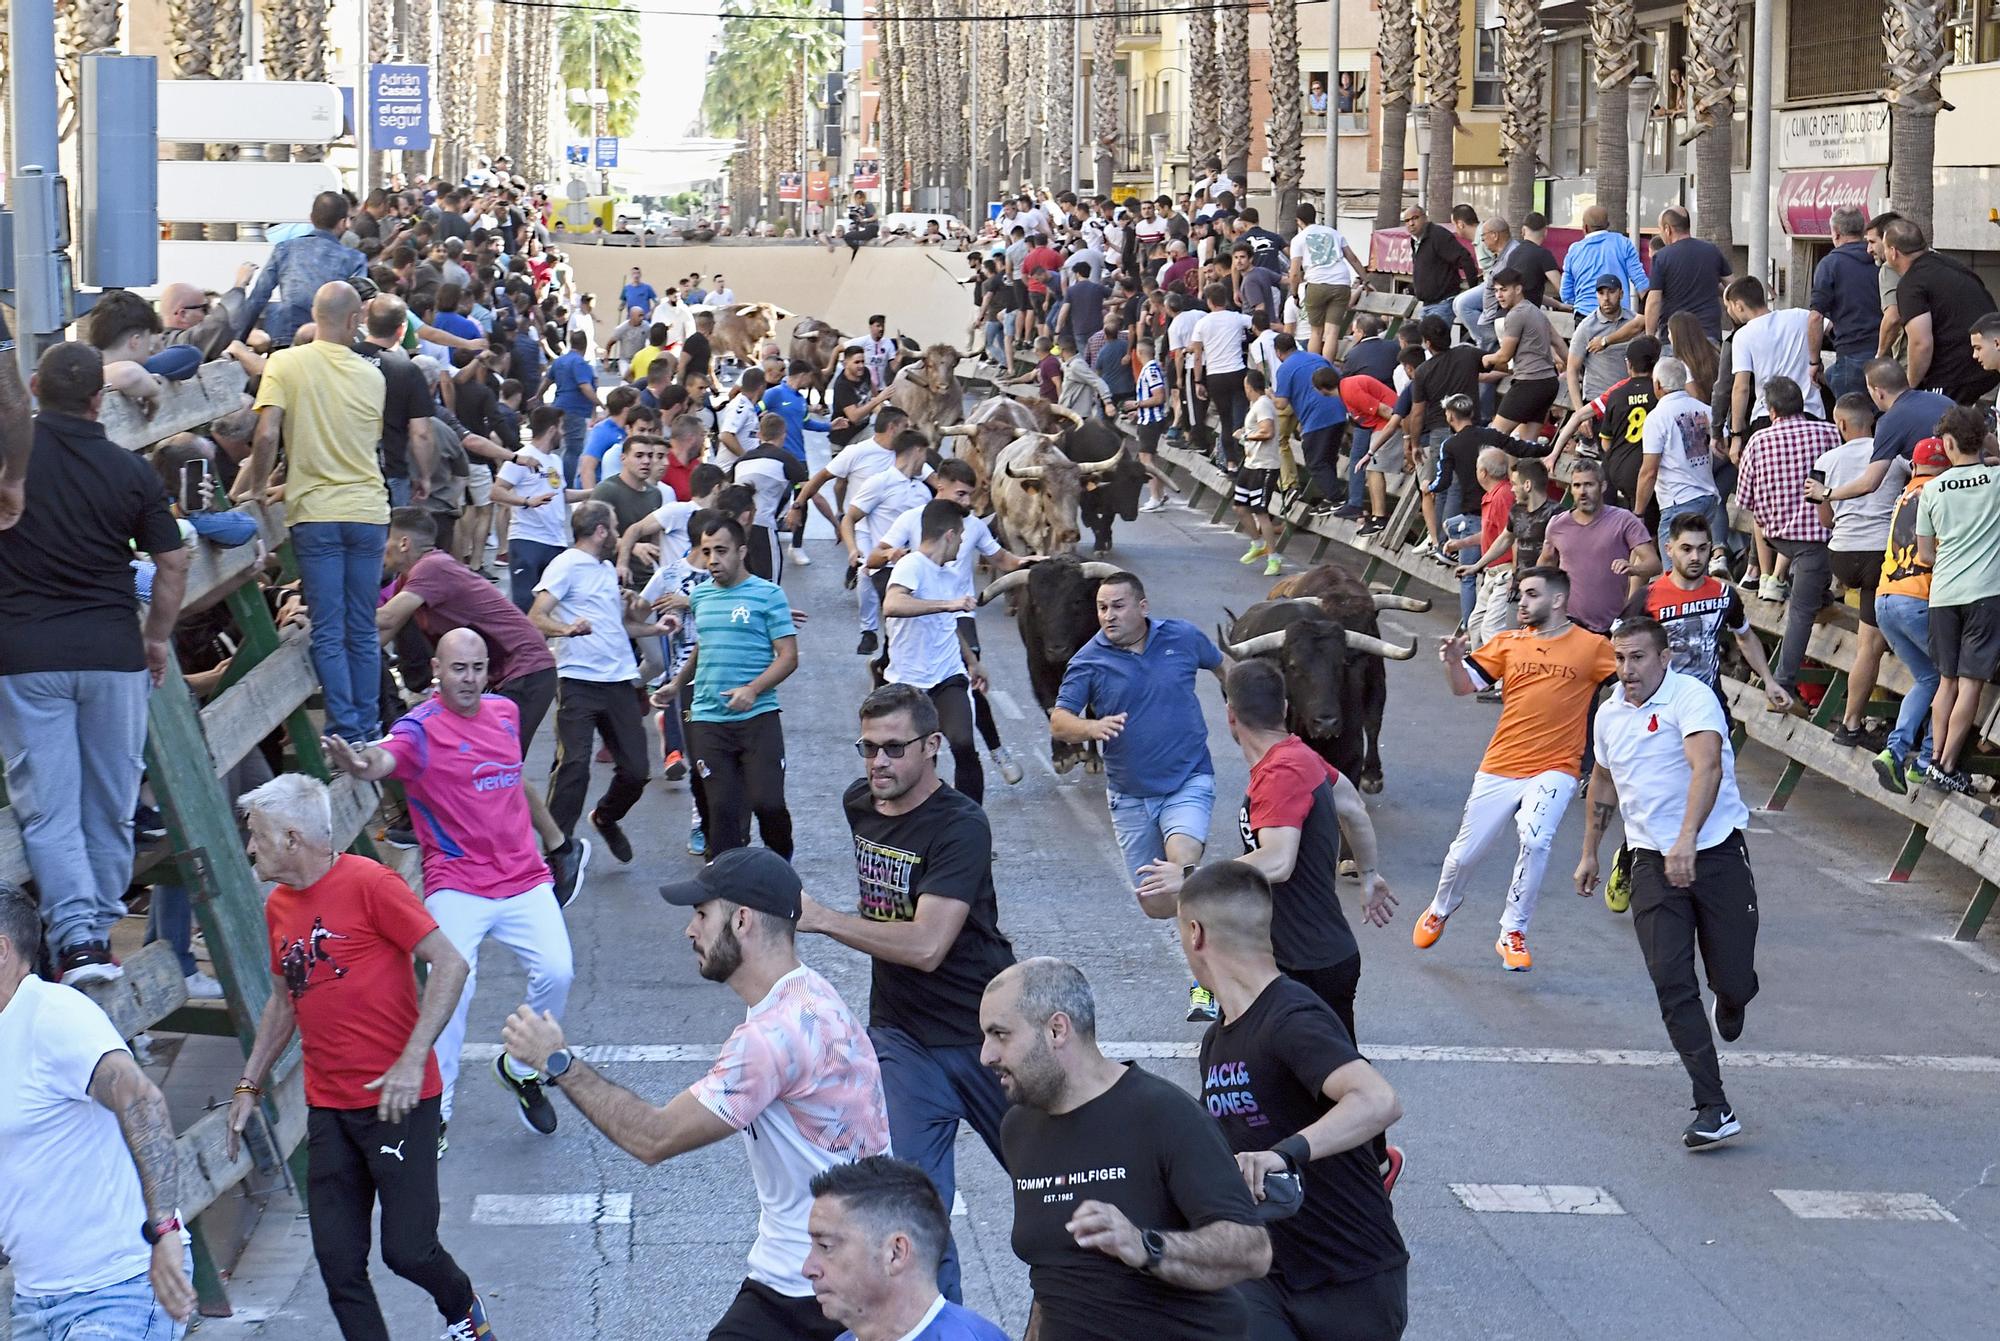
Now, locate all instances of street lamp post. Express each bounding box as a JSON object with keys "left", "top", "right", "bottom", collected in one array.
[
  {"left": 1413, "top": 105, "right": 1432, "bottom": 214},
  {"left": 1627, "top": 73, "right": 1656, "bottom": 254}
]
